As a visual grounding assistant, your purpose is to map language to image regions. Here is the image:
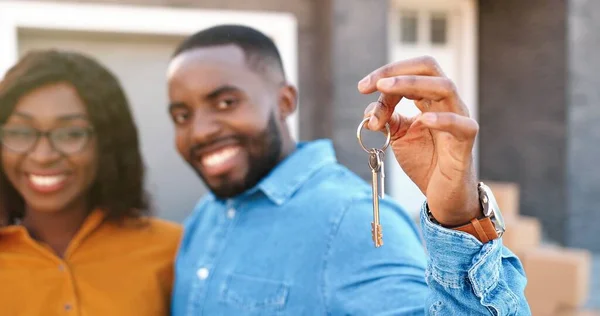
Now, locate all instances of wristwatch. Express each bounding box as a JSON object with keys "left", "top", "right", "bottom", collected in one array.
[{"left": 428, "top": 182, "right": 506, "bottom": 243}]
